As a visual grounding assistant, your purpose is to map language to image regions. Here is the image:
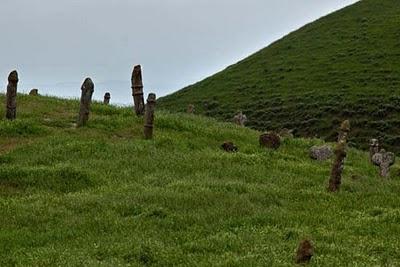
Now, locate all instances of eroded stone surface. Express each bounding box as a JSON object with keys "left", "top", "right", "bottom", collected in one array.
[
  {"left": 310, "top": 145, "right": 333, "bottom": 161},
  {"left": 369, "top": 139, "right": 380, "bottom": 162},
  {"left": 233, "top": 112, "right": 247, "bottom": 126},
  {"left": 6, "top": 70, "right": 19, "bottom": 120},
  {"left": 144, "top": 93, "right": 156, "bottom": 139},
  {"left": 77, "top": 78, "right": 94, "bottom": 127},
  {"left": 132, "top": 65, "right": 145, "bottom": 116},
  {"left": 338, "top": 120, "right": 350, "bottom": 142},
  {"left": 328, "top": 120, "right": 350, "bottom": 192},
  {"left": 372, "top": 149, "right": 395, "bottom": 178},
  {"left": 259, "top": 132, "right": 281, "bottom": 150}
]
